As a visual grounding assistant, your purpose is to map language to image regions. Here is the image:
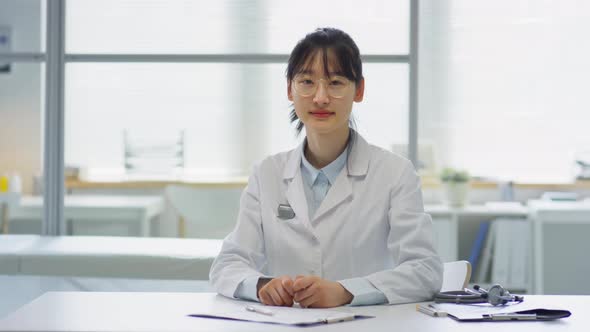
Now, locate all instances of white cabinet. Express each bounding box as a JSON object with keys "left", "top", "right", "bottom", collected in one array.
[
  {"left": 529, "top": 200, "right": 590, "bottom": 295},
  {"left": 428, "top": 201, "right": 590, "bottom": 295},
  {"left": 426, "top": 204, "right": 529, "bottom": 292}
]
